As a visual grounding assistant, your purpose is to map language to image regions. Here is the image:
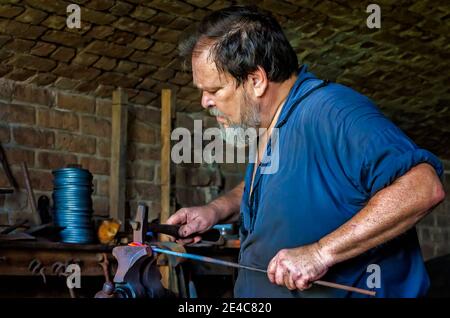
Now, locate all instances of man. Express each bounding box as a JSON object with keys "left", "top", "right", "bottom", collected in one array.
[{"left": 167, "top": 6, "right": 445, "bottom": 297}]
